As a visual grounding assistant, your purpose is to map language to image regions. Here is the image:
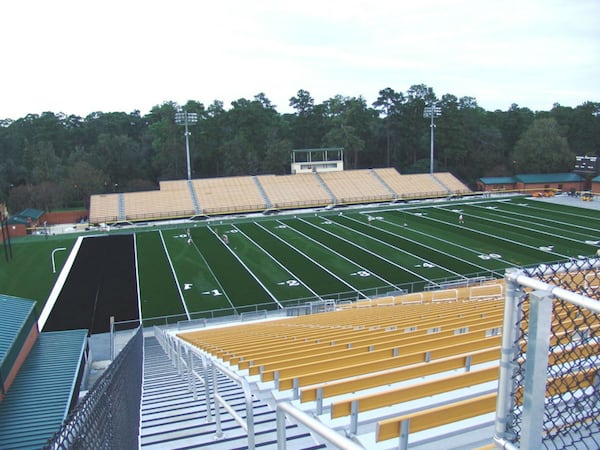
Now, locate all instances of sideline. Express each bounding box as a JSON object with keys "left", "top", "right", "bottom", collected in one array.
[
  {"left": 38, "top": 236, "right": 84, "bottom": 330},
  {"left": 158, "top": 229, "right": 190, "bottom": 320}
]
